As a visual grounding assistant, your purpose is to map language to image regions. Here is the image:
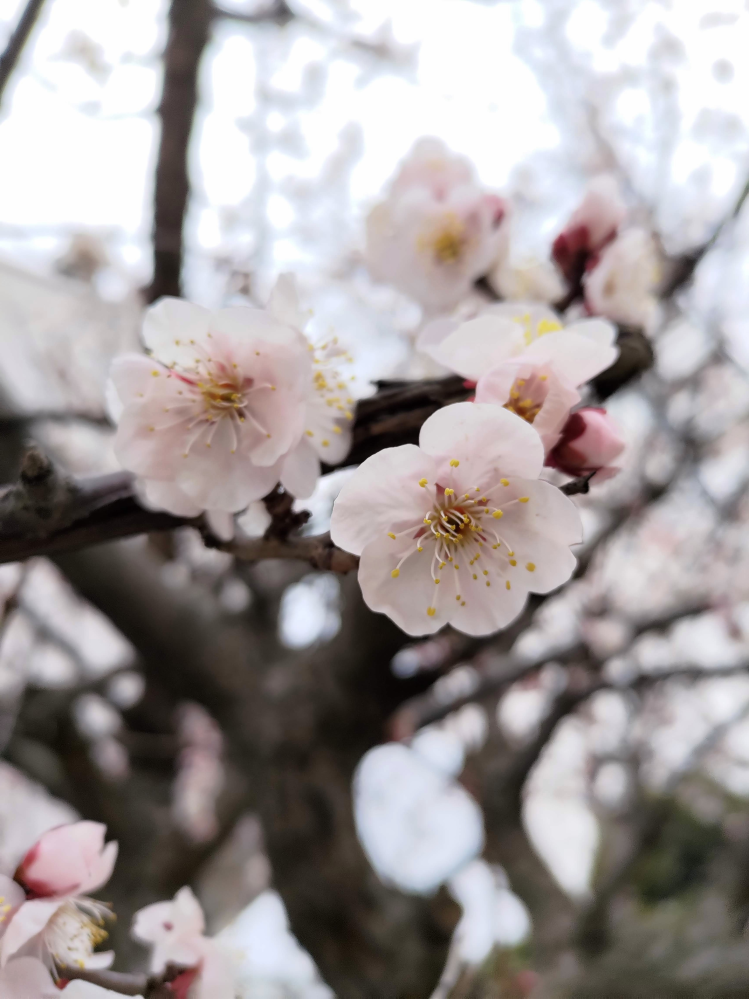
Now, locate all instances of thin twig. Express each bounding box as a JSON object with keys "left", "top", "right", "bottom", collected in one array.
[{"left": 0, "top": 0, "right": 49, "bottom": 107}]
